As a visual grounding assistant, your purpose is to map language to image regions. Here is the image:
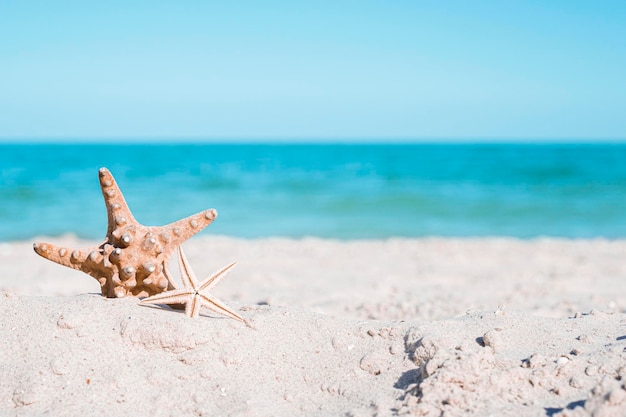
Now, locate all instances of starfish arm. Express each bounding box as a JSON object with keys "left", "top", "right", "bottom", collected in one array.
[
  {"left": 199, "top": 262, "right": 237, "bottom": 292},
  {"left": 98, "top": 167, "right": 137, "bottom": 236},
  {"left": 177, "top": 247, "right": 199, "bottom": 289},
  {"left": 33, "top": 242, "right": 97, "bottom": 271},
  {"left": 157, "top": 209, "right": 218, "bottom": 250},
  {"left": 162, "top": 260, "right": 178, "bottom": 290},
  {"left": 198, "top": 293, "right": 245, "bottom": 322},
  {"left": 186, "top": 295, "right": 202, "bottom": 318},
  {"left": 140, "top": 289, "right": 192, "bottom": 306}
]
